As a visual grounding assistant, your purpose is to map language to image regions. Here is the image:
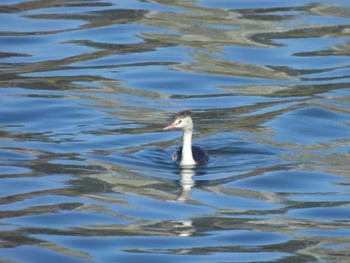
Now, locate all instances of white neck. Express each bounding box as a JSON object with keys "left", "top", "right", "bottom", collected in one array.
[{"left": 180, "top": 129, "right": 196, "bottom": 166}]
